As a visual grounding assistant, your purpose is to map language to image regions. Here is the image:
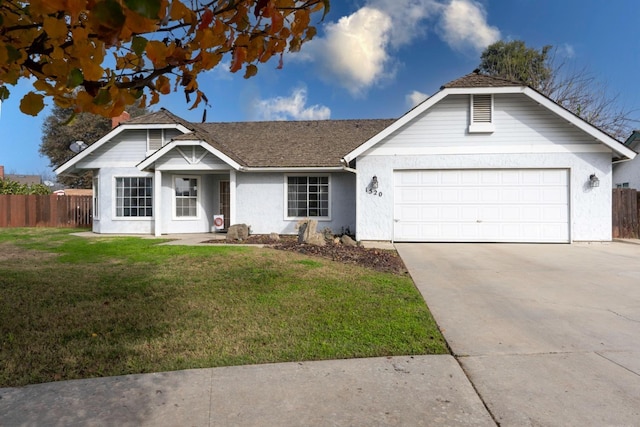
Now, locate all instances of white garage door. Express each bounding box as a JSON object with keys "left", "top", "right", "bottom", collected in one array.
[{"left": 394, "top": 169, "right": 569, "bottom": 243}]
